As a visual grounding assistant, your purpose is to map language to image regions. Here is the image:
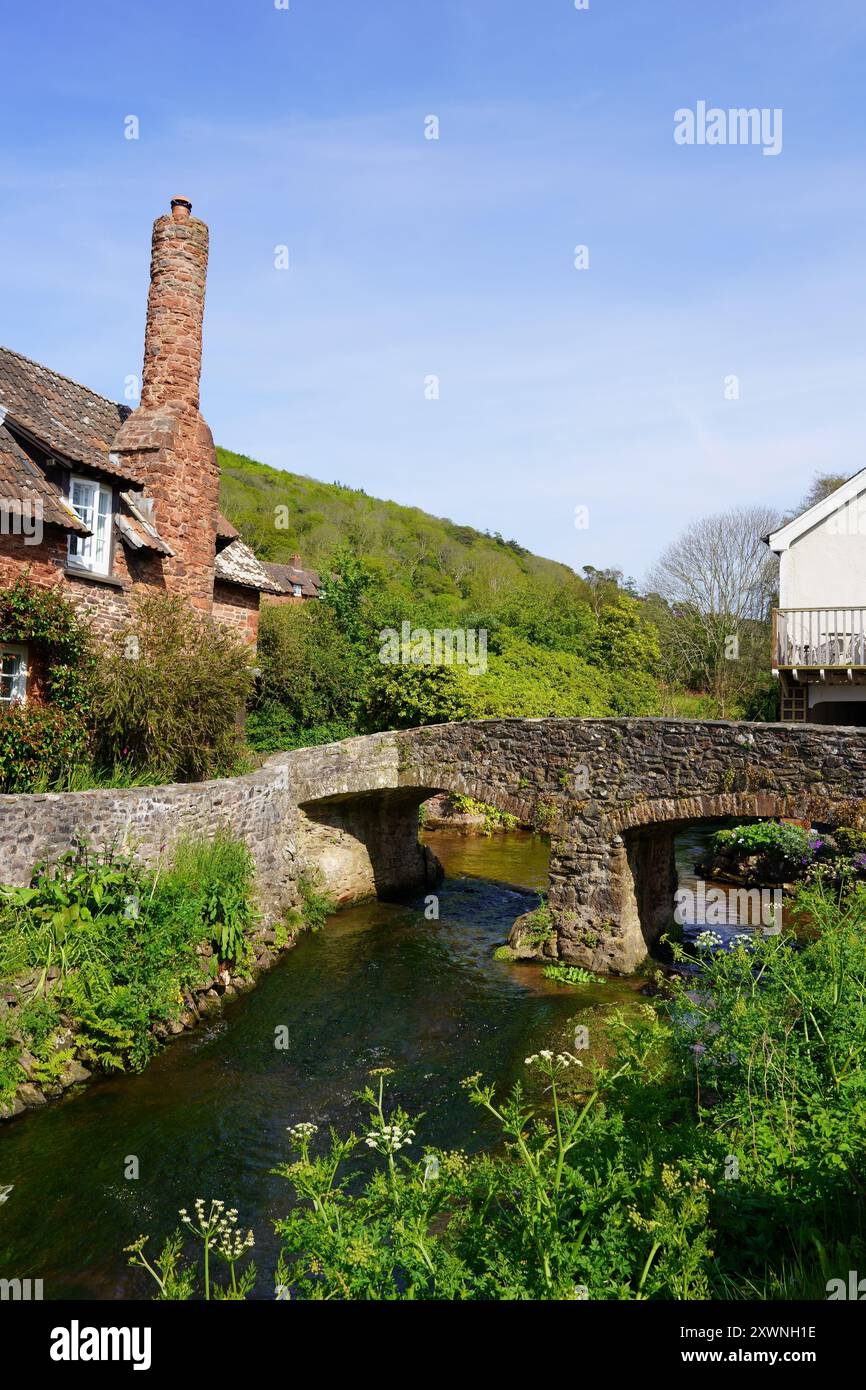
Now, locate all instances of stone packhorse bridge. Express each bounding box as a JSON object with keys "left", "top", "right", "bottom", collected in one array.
[{"left": 1, "top": 718, "right": 865, "bottom": 974}]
